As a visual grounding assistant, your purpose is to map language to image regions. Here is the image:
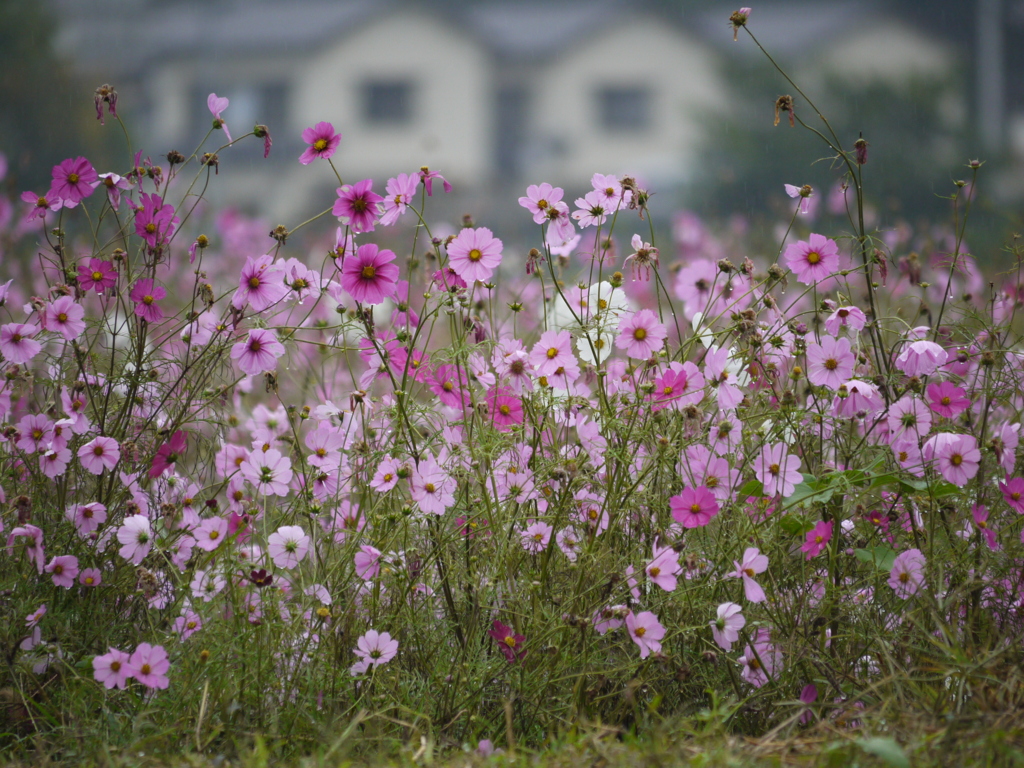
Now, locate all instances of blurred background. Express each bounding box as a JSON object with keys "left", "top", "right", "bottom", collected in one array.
[{"left": 2, "top": 0, "right": 1023, "bottom": 257}]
